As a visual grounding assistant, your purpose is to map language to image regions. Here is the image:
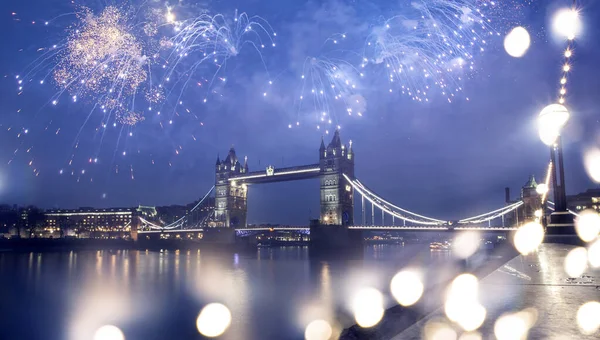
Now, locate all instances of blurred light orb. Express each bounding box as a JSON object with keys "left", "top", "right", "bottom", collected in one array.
[
  {"left": 423, "top": 321, "right": 457, "bottom": 340},
  {"left": 458, "top": 332, "right": 482, "bottom": 340},
  {"left": 576, "top": 301, "right": 600, "bottom": 335},
  {"left": 584, "top": 148, "right": 600, "bottom": 183},
  {"left": 535, "top": 183, "right": 548, "bottom": 195},
  {"left": 352, "top": 287, "right": 385, "bottom": 328},
  {"left": 456, "top": 303, "right": 486, "bottom": 331},
  {"left": 552, "top": 8, "right": 581, "bottom": 40},
  {"left": 445, "top": 274, "right": 485, "bottom": 331},
  {"left": 448, "top": 274, "right": 479, "bottom": 299},
  {"left": 196, "top": 303, "right": 232, "bottom": 338},
  {"left": 564, "top": 247, "right": 588, "bottom": 278},
  {"left": 304, "top": 319, "right": 333, "bottom": 340},
  {"left": 514, "top": 222, "right": 545, "bottom": 255},
  {"left": 494, "top": 313, "right": 529, "bottom": 340},
  {"left": 534, "top": 210, "right": 542, "bottom": 218},
  {"left": 453, "top": 231, "right": 481, "bottom": 259},
  {"left": 538, "top": 104, "right": 570, "bottom": 146},
  {"left": 588, "top": 239, "right": 600, "bottom": 268},
  {"left": 575, "top": 210, "right": 600, "bottom": 242},
  {"left": 390, "top": 270, "right": 424, "bottom": 307},
  {"left": 504, "top": 26, "right": 531, "bottom": 57},
  {"left": 93, "top": 325, "right": 125, "bottom": 340}
]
